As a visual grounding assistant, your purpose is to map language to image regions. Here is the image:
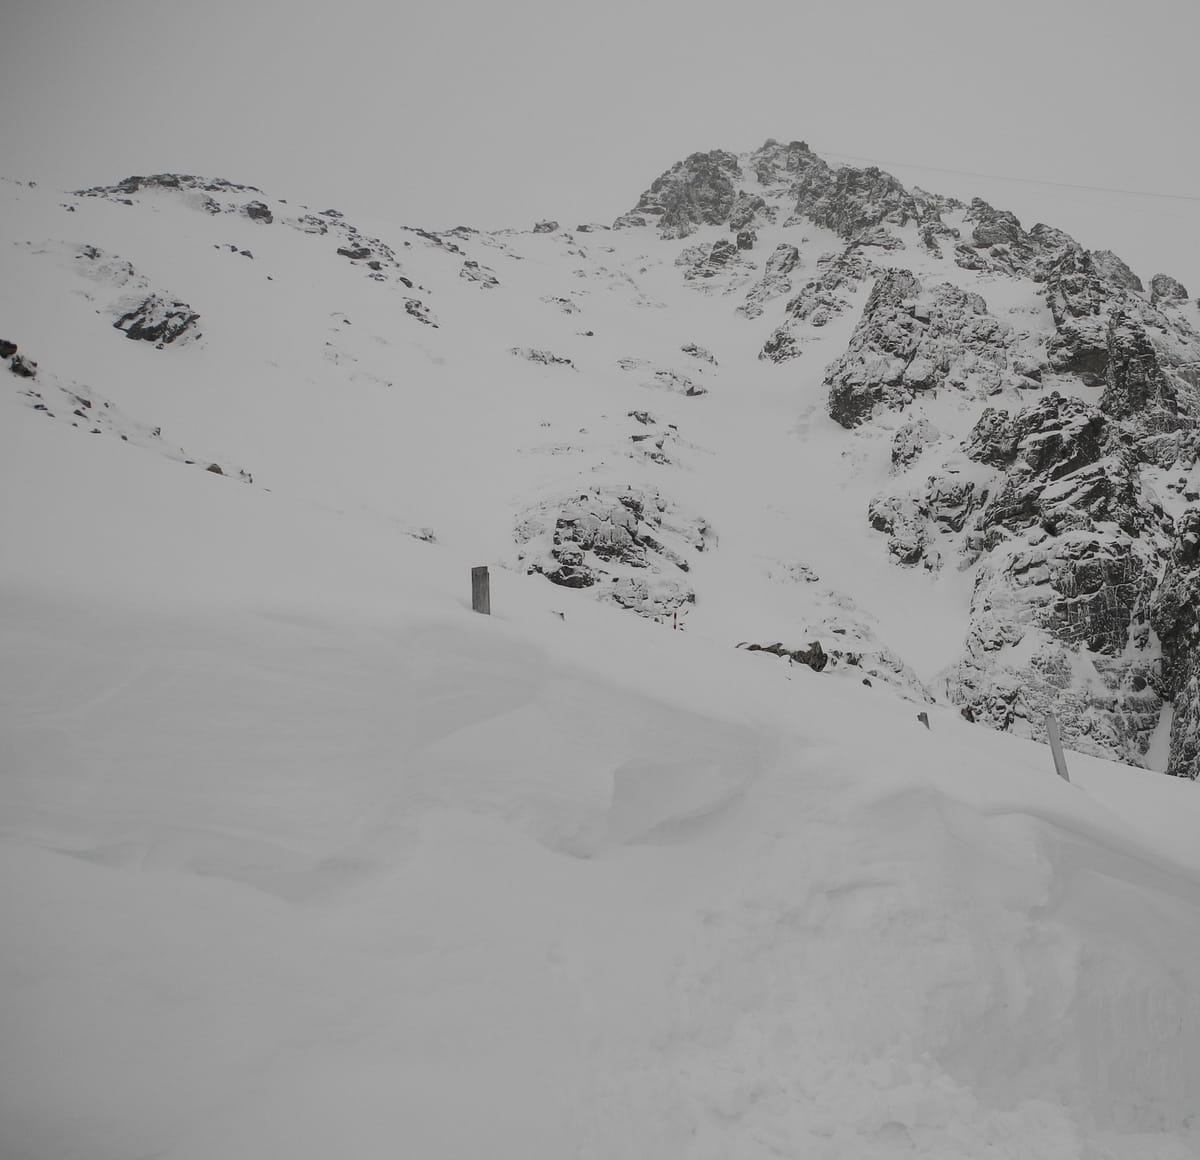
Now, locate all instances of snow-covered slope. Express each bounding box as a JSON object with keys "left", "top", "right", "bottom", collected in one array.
[{"left": 3, "top": 148, "right": 1200, "bottom": 1158}]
